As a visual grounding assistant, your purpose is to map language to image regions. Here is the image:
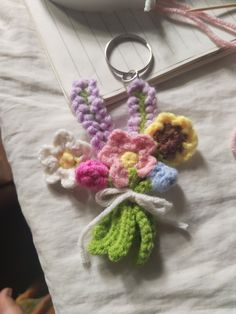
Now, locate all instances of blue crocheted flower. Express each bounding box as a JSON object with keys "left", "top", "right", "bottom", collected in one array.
[{"left": 148, "top": 162, "right": 178, "bottom": 193}]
